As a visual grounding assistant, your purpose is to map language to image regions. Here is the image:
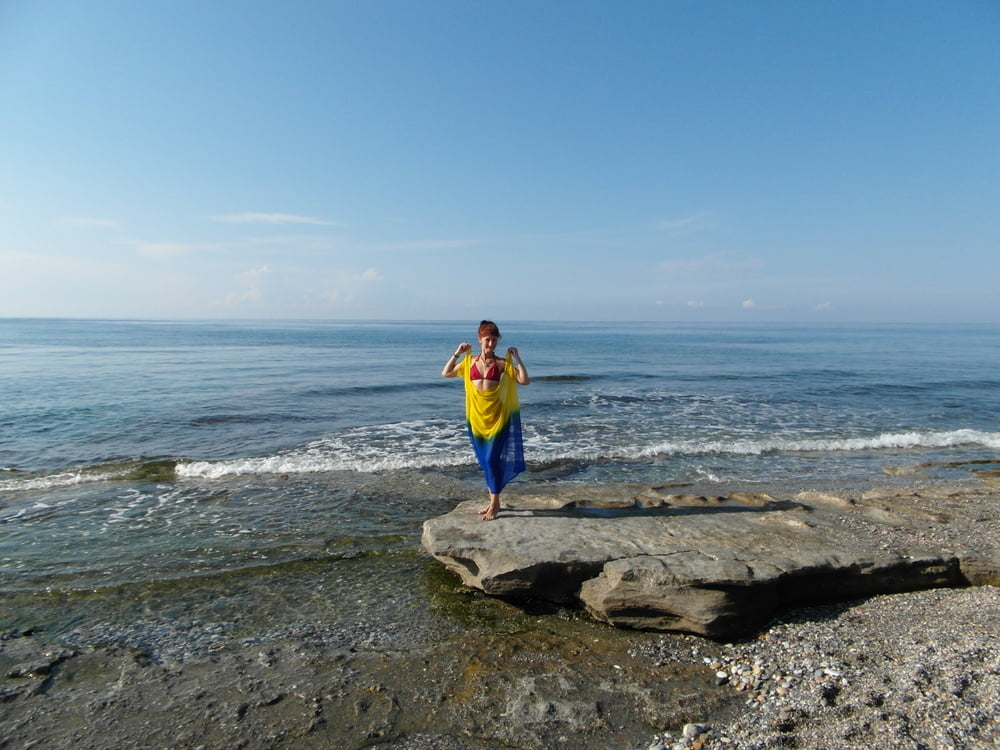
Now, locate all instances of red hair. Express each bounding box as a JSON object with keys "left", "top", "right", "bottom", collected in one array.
[{"left": 478, "top": 320, "right": 500, "bottom": 339}]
